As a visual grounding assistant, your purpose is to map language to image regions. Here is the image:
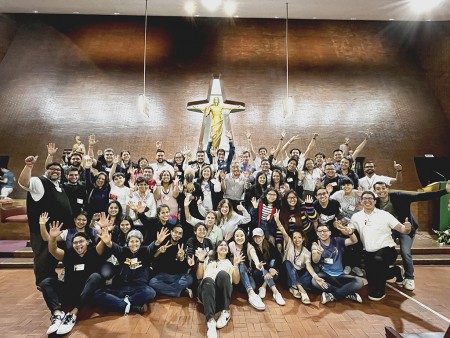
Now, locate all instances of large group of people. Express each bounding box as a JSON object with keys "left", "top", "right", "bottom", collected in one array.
[{"left": 16, "top": 132, "right": 450, "bottom": 338}]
